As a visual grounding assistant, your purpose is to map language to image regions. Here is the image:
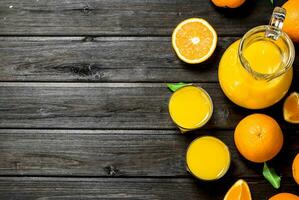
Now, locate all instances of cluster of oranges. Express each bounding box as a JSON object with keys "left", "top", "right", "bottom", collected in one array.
[
  {"left": 227, "top": 113, "right": 299, "bottom": 200},
  {"left": 171, "top": 0, "right": 299, "bottom": 199}
]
